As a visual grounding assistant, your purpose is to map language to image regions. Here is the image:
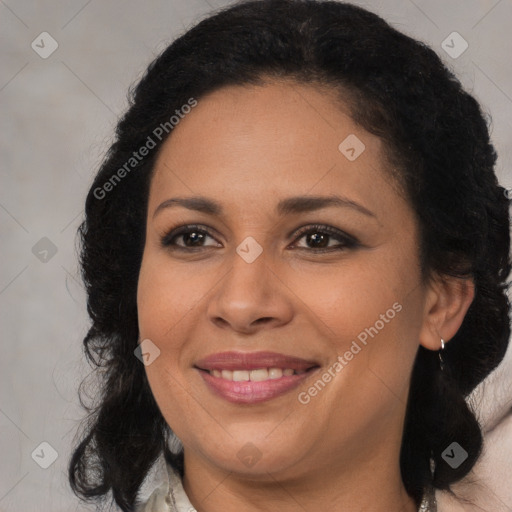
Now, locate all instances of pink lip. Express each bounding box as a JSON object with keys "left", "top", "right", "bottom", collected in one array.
[
  {"left": 198, "top": 369, "right": 318, "bottom": 404},
  {"left": 194, "top": 351, "right": 320, "bottom": 404},
  {"left": 194, "top": 351, "right": 319, "bottom": 372}
]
